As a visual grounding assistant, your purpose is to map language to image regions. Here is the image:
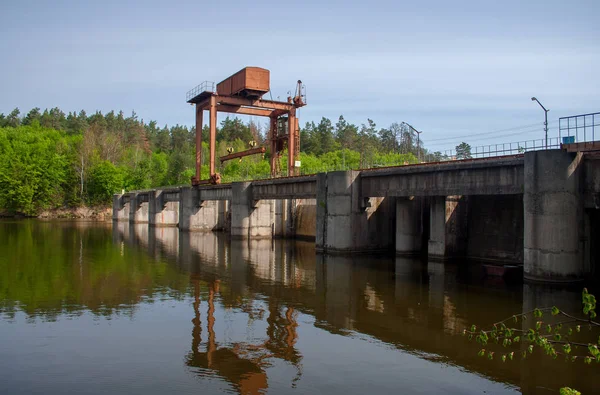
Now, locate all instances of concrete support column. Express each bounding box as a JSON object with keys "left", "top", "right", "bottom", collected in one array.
[
  {"left": 524, "top": 150, "right": 584, "bottom": 282},
  {"left": 428, "top": 195, "right": 468, "bottom": 260},
  {"left": 273, "top": 199, "right": 290, "bottom": 238},
  {"left": 428, "top": 196, "right": 446, "bottom": 257},
  {"left": 316, "top": 170, "right": 395, "bottom": 253},
  {"left": 230, "top": 182, "right": 273, "bottom": 239},
  {"left": 149, "top": 190, "right": 179, "bottom": 227},
  {"left": 112, "top": 194, "right": 129, "bottom": 221},
  {"left": 178, "top": 187, "right": 220, "bottom": 232},
  {"left": 274, "top": 199, "right": 304, "bottom": 238},
  {"left": 217, "top": 200, "right": 230, "bottom": 232},
  {"left": 129, "top": 193, "right": 149, "bottom": 223},
  {"left": 396, "top": 197, "right": 423, "bottom": 255}
]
